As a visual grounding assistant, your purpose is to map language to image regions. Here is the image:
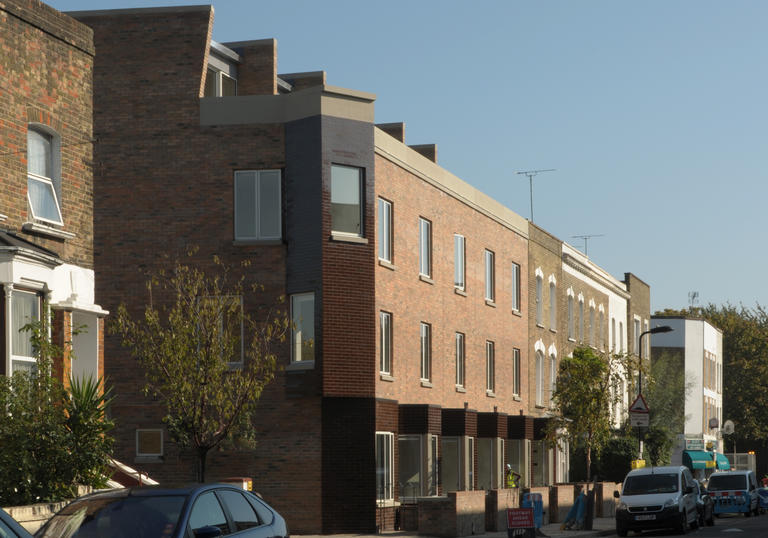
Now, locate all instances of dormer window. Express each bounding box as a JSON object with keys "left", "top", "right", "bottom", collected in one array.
[
  {"left": 27, "top": 127, "right": 63, "bottom": 225},
  {"left": 204, "top": 40, "right": 239, "bottom": 97},
  {"left": 204, "top": 68, "right": 237, "bottom": 97}
]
